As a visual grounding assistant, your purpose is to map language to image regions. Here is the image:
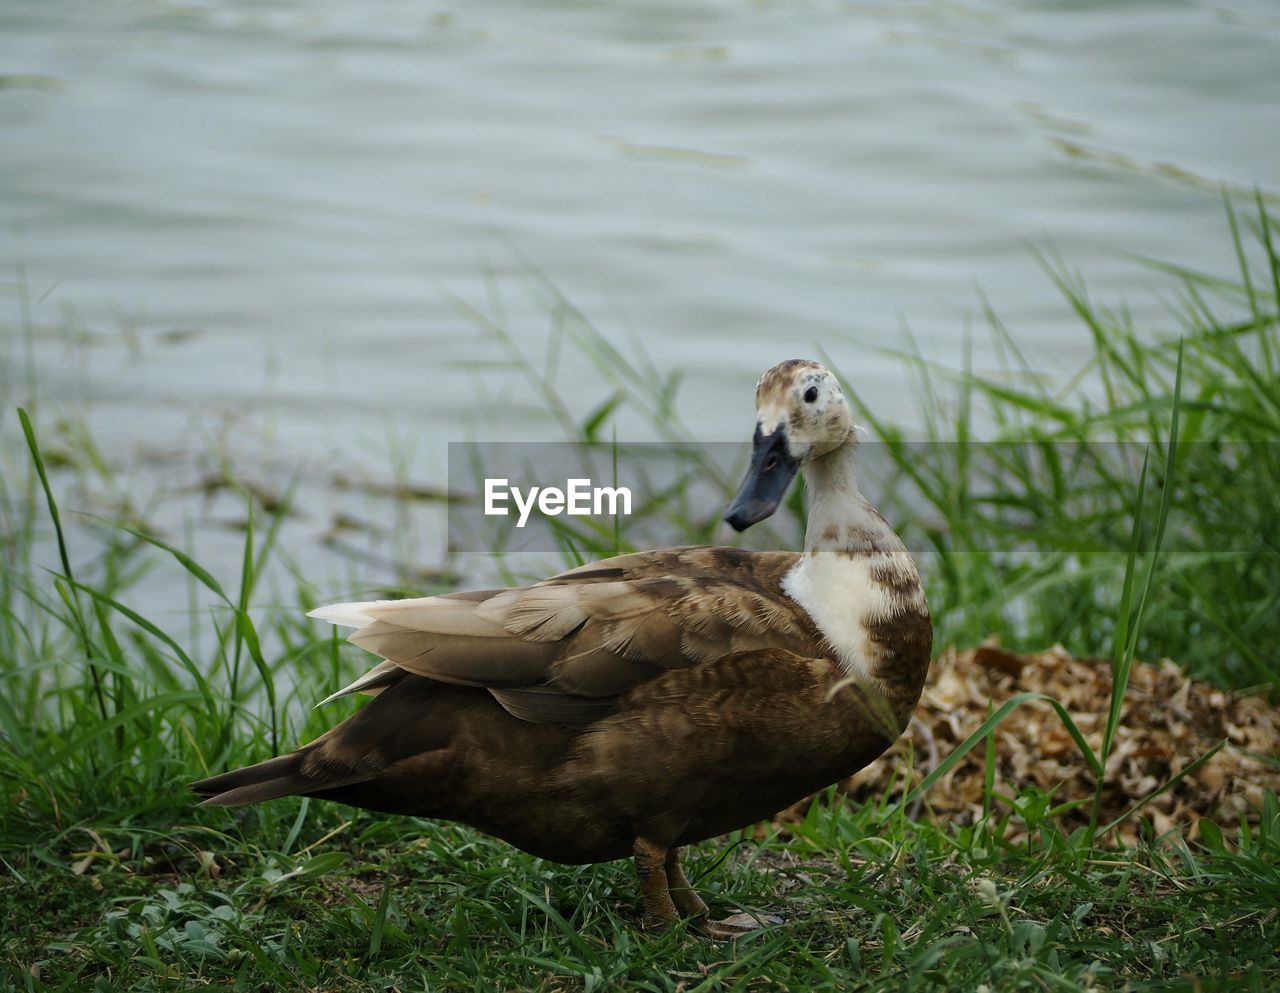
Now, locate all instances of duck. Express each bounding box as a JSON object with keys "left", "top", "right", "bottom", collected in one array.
[{"left": 192, "top": 358, "right": 932, "bottom": 938}]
